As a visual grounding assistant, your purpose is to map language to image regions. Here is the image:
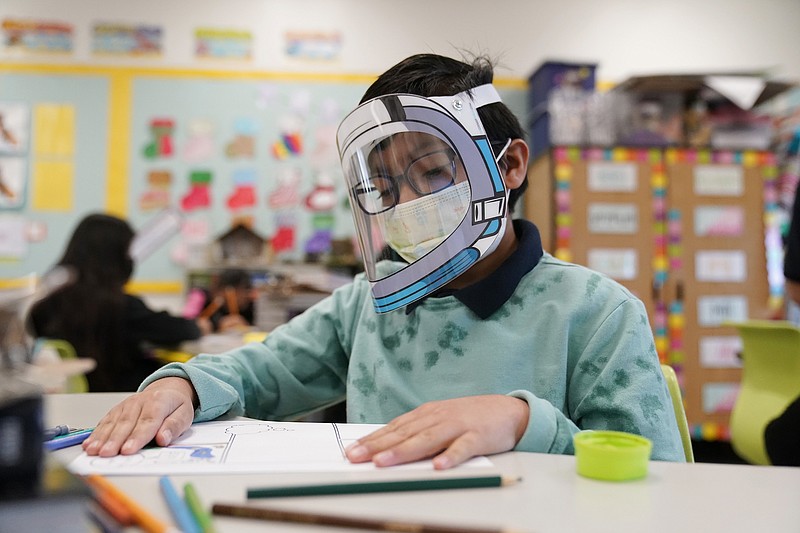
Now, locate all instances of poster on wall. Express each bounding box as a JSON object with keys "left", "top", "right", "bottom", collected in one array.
[
  {"left": 284, "top": 31, "right": 342, "bottom": 62},
  {"left": 0, "top": 102, "right": 30, "bottom": 154},
  {"left": 195, "top": 28, "right": 252, "bottom": 60},
  {"left": 1, "top": 19, "right": 73, "bottom": 54},
  {"left": 93, "top": 23, "right": 162, "bottom": 56}
]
